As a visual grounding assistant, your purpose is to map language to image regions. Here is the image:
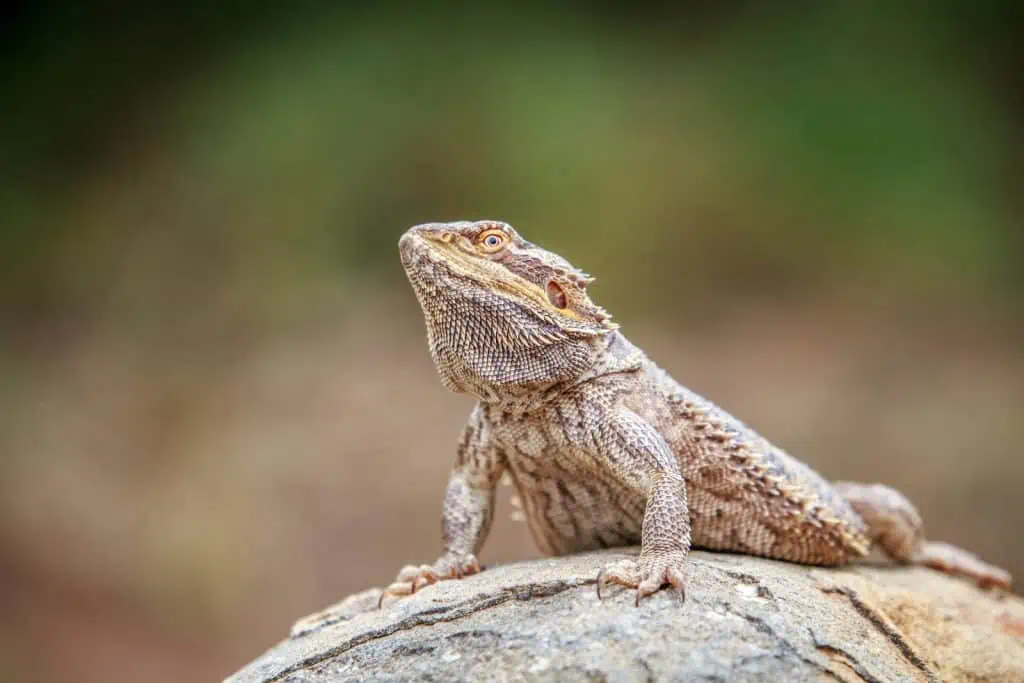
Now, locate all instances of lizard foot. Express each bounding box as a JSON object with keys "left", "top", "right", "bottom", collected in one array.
[
  {"left": 596, "top": 551, "right": 687, "bottom": 606},
  {"left": 914, "top": 541, "right": 1012, "bottom": 590},
  {"left": 378, "top": 552, "right": 482, "bottom": 608}
]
